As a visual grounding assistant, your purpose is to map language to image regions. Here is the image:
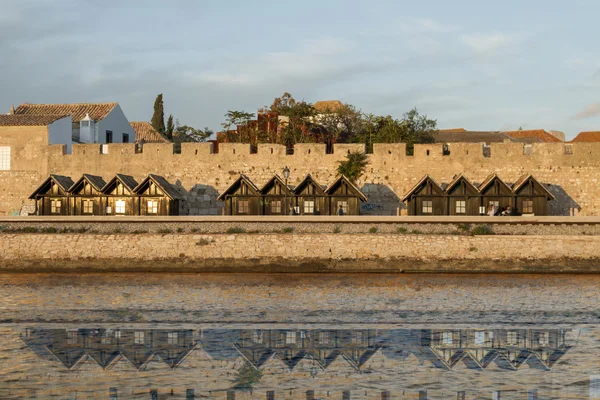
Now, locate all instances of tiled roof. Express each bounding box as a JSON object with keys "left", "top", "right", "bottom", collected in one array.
[
  {"left": 502, "top": 129, "right": 563, "bottom": 143},
  {"left": 14, "top": 102, "right": 117, "bottom": 122},
  {"left": 130, "top": 121, "right": 170, "bottom": 143},
  {"left": 438, "top": 128, "right": 468, "bottom": 133},
  {"left": 570, "top": 131, "right": 600, "bottom": 142},
  {"left": 432, "top": 131, "right": 536, "bottom": 143},
  {"left": 313, "top": 100, "right": 344, "bottom": 113},
  {"left": 0, "top": 114, "right": 69, "bottom": 126}
]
